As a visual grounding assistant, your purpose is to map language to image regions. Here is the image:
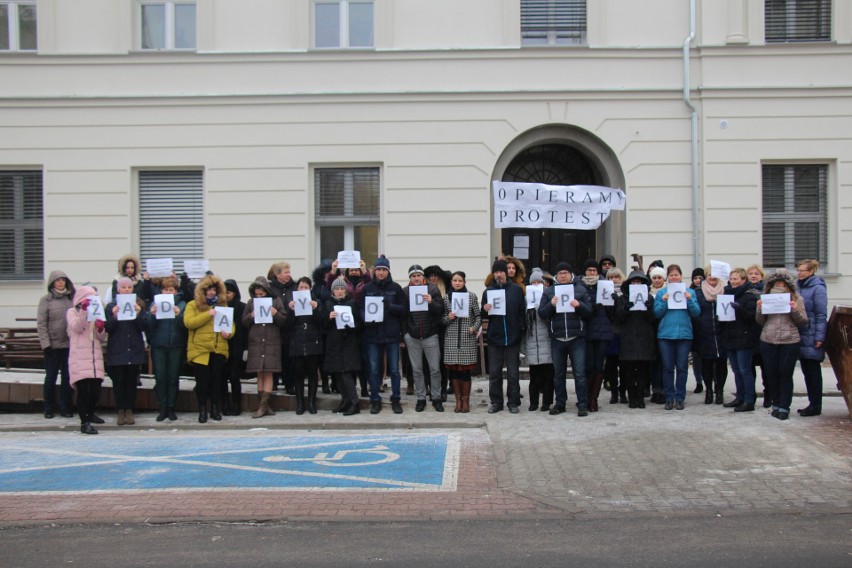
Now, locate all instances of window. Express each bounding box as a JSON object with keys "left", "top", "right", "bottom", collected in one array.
[
  {"left": 139, "top": 1, "right": 196, "bottom": 50},
  {"left": 521, "top": 0, "right": 586, "bottom": 46},
  {"left": 315, "top": 167, "right": 379, "bottom": 264},
  {"left": 762, "top": 164, "right": 828, "bottom": 269},
  {"left": 765, "top": 0, "right": 831, "bottom": 43},
  {"left": 314, "top": 0, "right": 373, "bottom": 48},
  {"left": 0, "top": 170, "right": 42, "bottom": 280},
  {"left": 0, "top": 1, "right": 37, "bottom": 51},
  {"left": 139, "top": 171, "right": 204, "bottom": 274}
]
